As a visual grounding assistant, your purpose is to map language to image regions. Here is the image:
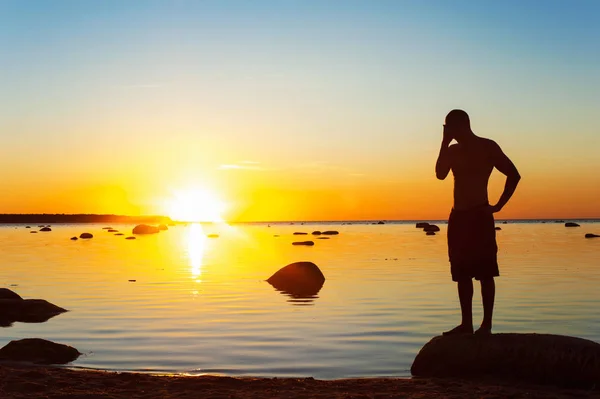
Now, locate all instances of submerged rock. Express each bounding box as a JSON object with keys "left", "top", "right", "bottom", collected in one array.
[
  {"left": 132, "top": 224, "right": 160, "bottom": 235},
  {"left": 317, "top": 237, "right": 330, "bottom": 239},
  {"left": 30, "top": 231, "right": 38, "bottom": 234},
  {"left": 411, "top": 333, "right": 600, "bottom": 388},
  {"left": 79, "top": 233, "right": 93, "bottom": 239},
  {"left": 114, "top": 233, "right": 124, "bottom": 236},
  {"left": 0, "top": 338, "right": 80, "bottom": 364},
  {"left": 267, "top": 262, "right": 325, "bottom": 298},
  {"left": 292, "top": 241, "right": 314, "bottom": 246},
  {"left": 424, "top": 225, "right": 440, "bottom": 232},
  {"left": 416, "top": 222, "right": 430, "bottom": 228},
  {"left": 102, "top": 227, "right": 113, "bottom": 230},
  {"left": 125, "top": 236, "right": 136, "bottom": 240},
  {"left": 107, "top": 229, "right": 118, "bottom": 233},
  {"left": 293, "top": 232, "right": 308, "bottom": 235},
  {"left": 585, "top": 233, "right": 599, "bottom": 238},
  {"left": 39, "top": 227, "right": 51, "bottom": 232},
  {"left": 565, "top": 222, "right": 580, "bottom": 227}
]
